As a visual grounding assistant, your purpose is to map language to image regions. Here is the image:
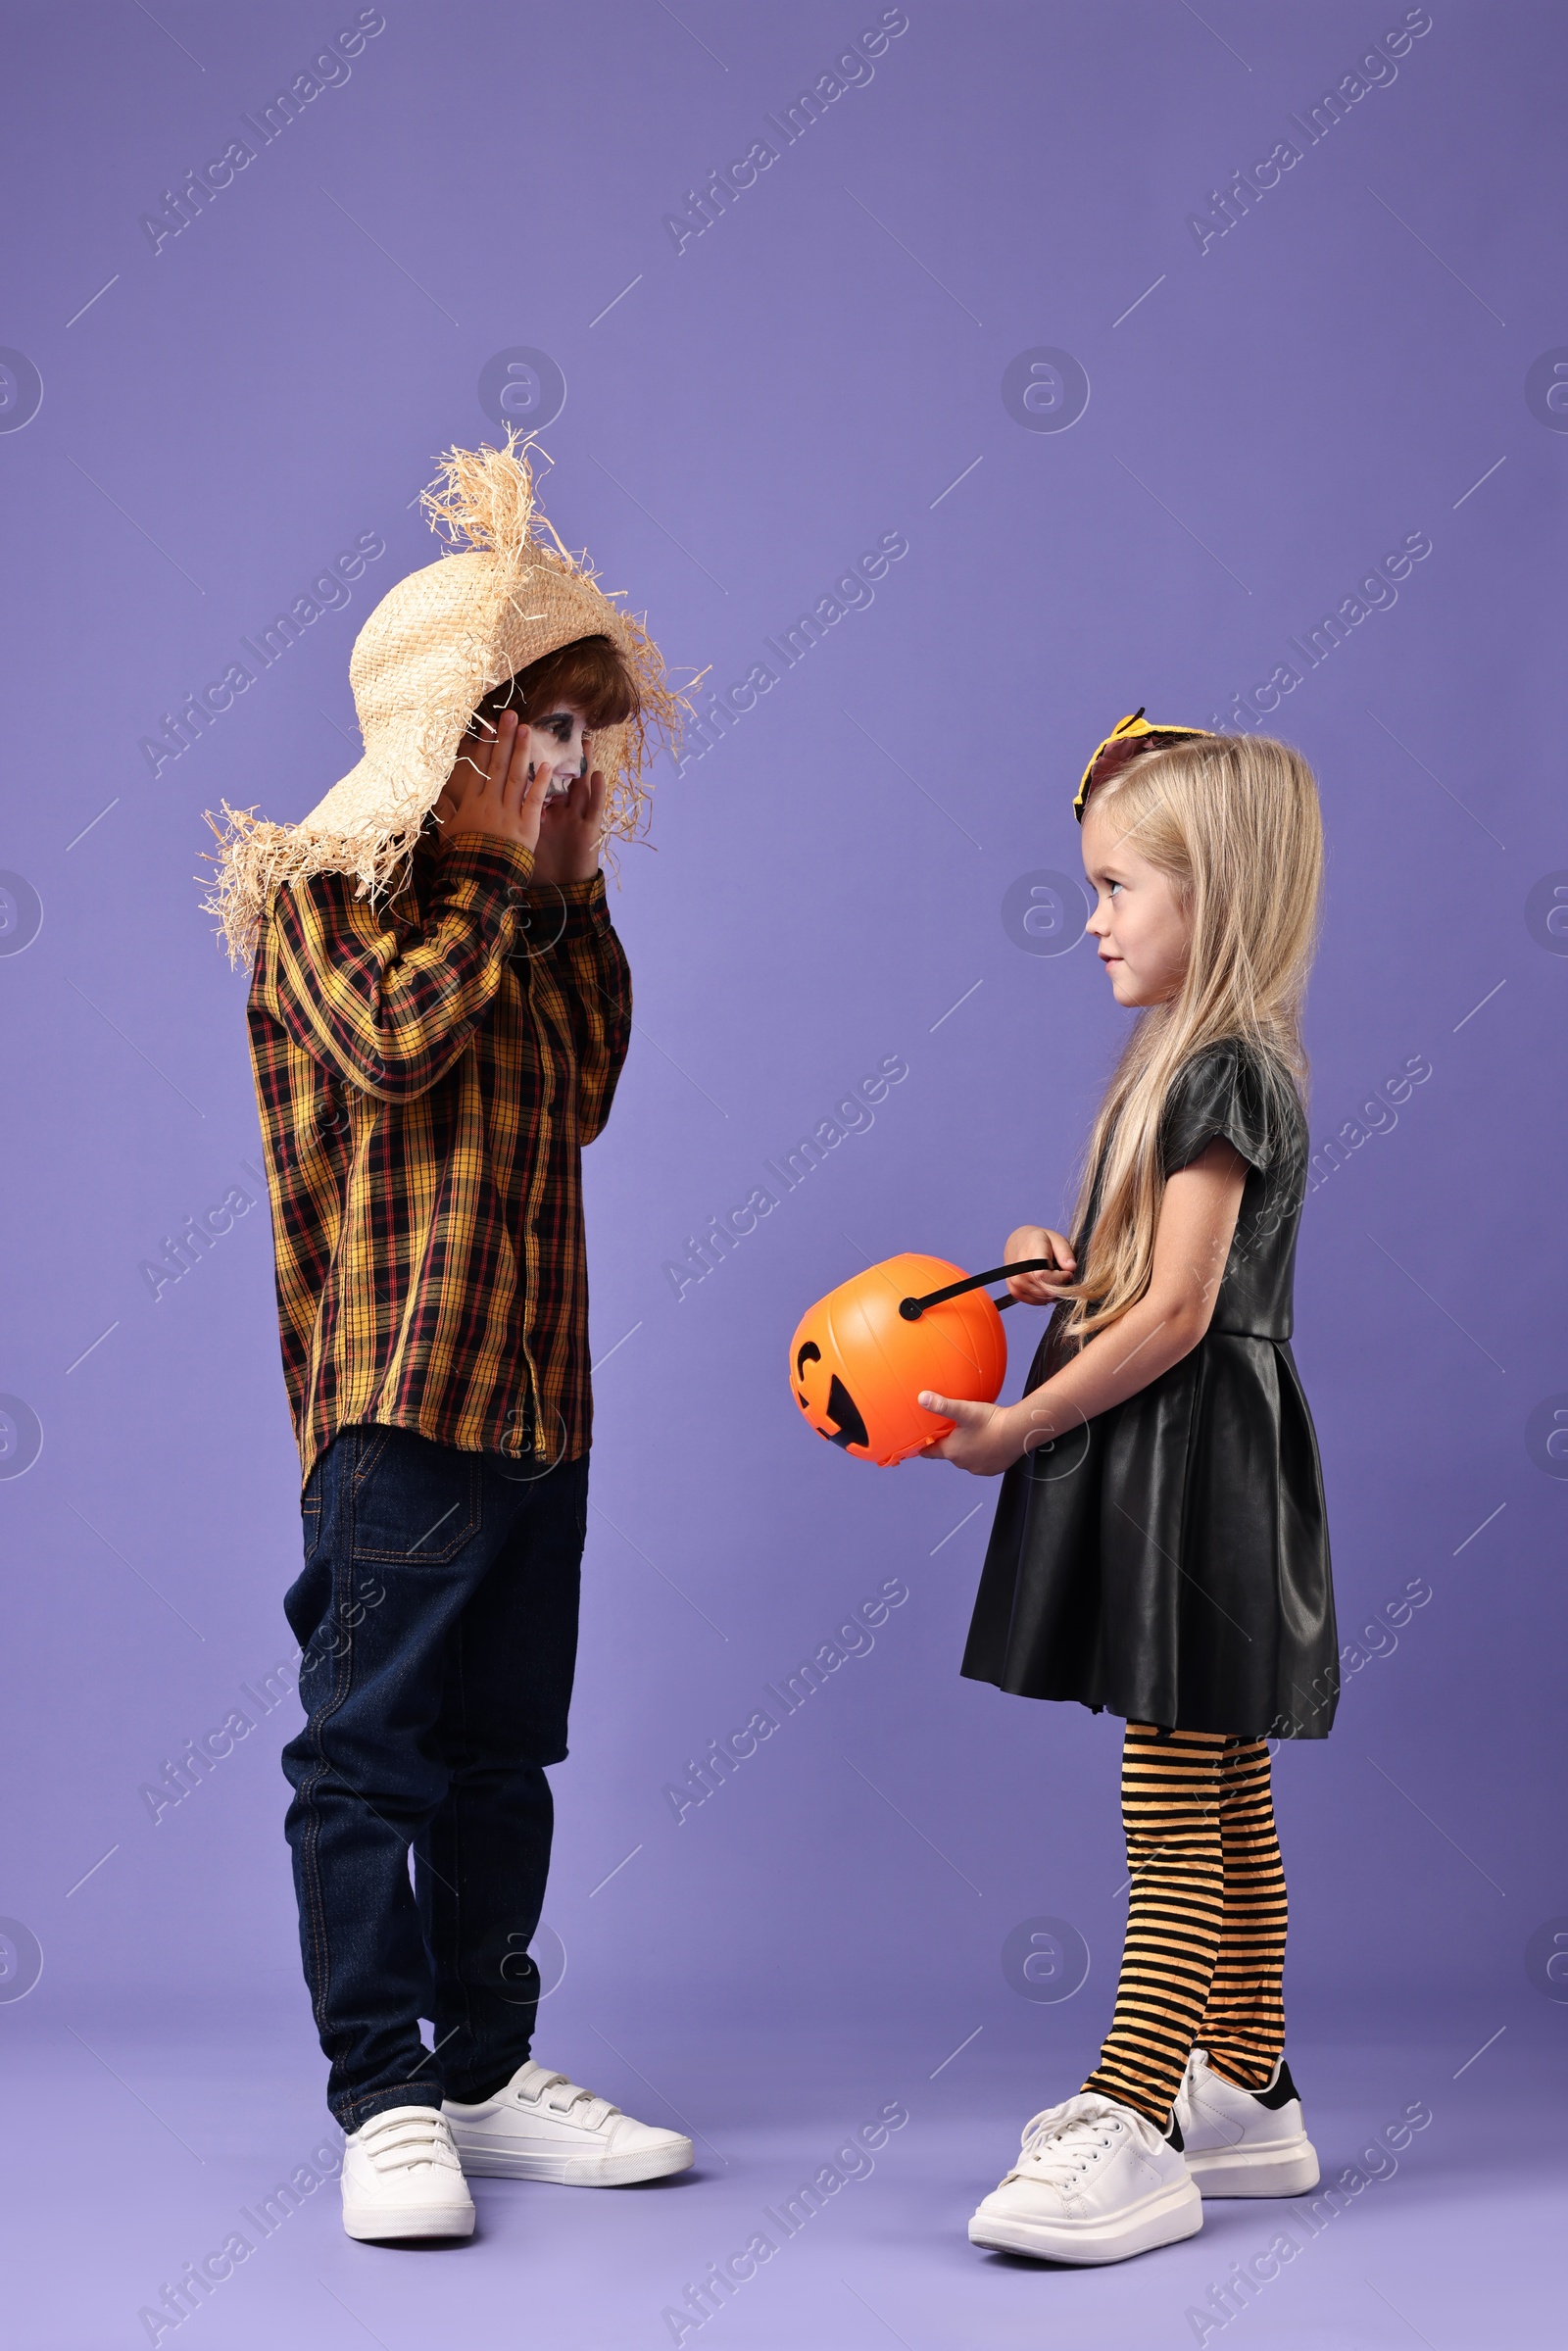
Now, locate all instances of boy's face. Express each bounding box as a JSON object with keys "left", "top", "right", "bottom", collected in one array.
[{"left": 522, "top": 702, "right": 590, "bottom": 800}]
